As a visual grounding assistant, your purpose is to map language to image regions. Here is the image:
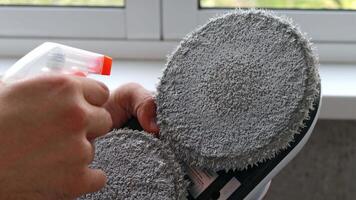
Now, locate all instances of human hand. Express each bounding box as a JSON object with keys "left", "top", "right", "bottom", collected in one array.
[
  {"left": 104, "top": 83, "right": 159, "bottom": 136},
  {"left": 0, "top": 75, "right": 112, "bottom": 200}
]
